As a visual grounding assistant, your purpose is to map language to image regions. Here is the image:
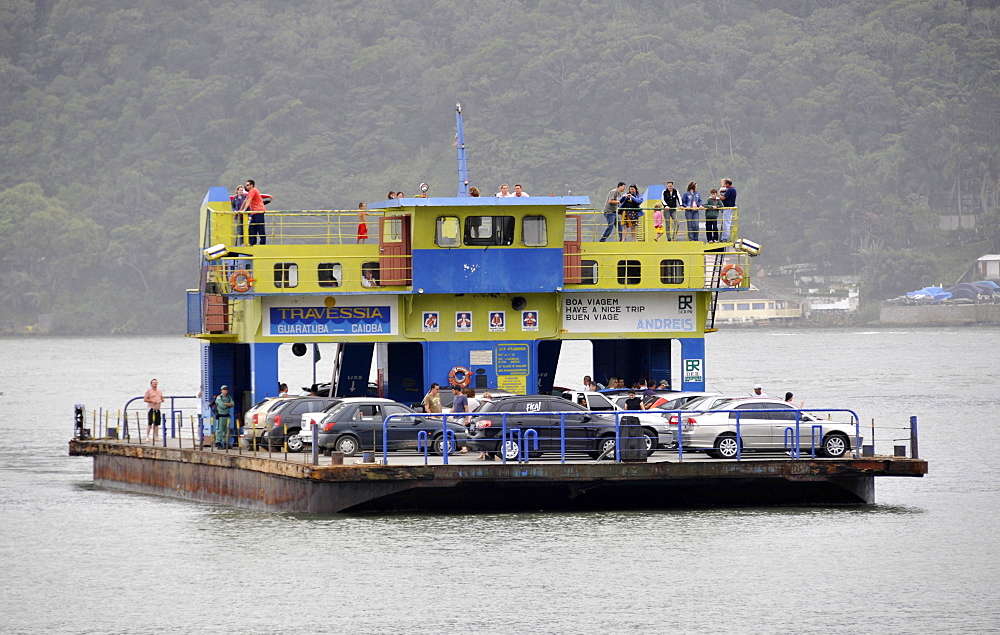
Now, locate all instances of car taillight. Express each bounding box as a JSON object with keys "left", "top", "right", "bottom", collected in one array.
[
  {"left": 323, "top": 421, "right": 335, "bottom": 432},
  {"left": 252, "top": 413, "right": 258, "bottom": 424},
  {"left": 668, "top": 415, "right": 697, "bottom": 425},
  {"left": 274, "top": 414, "right": 281, "bottom": 425}
]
